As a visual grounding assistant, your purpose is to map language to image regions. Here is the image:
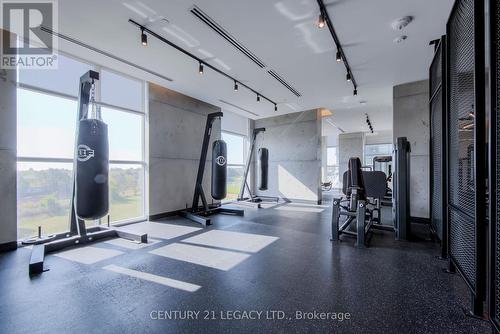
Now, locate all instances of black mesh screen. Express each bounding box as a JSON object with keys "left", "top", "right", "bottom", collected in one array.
[
  {"left": 431, "top": 91, "right": 443, "bottom": 240},
  {"left": 430, "top": 43, "right": 442, "bottom": 97},
  {"left": 448, "top": 0, "right": 477, "bottom": 289},
  {"left": 494, "top": 0, "right": 500, "bottom": 325}
]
